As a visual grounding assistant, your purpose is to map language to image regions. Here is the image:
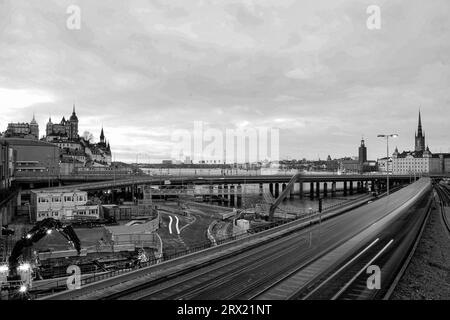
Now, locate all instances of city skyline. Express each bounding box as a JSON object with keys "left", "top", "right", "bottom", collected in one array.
[
  {"left": 1, "top": 1, "right": 450, "bottom": 162},
  {"left": 1, "top": 109, "right": 446, "bottom": 163}
]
